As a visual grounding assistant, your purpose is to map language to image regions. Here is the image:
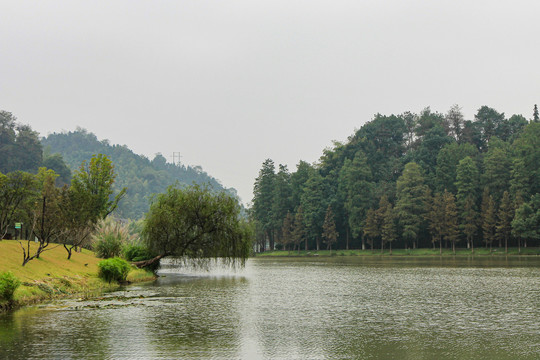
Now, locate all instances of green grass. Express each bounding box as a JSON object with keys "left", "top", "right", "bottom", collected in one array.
[
  {"left": 257, "top": 247, "right": 540, "bottom": 257},
  {"left": 0, "top": 240, "right": 155, "bottom": 309}
]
